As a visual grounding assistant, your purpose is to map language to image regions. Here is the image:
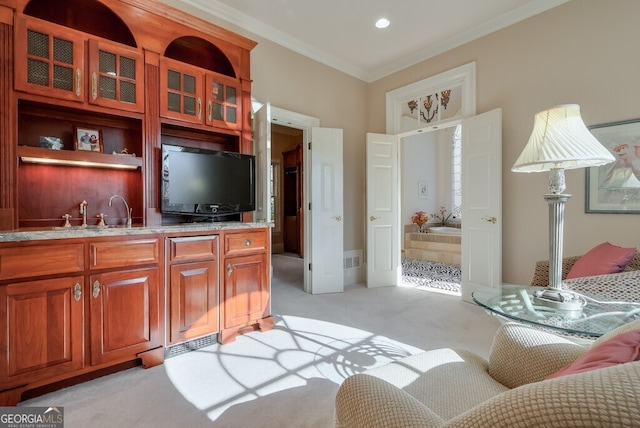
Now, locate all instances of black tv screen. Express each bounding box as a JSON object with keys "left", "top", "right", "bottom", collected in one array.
[{"left": 161, "top": 144, "right": 256, "bottom": 217}]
